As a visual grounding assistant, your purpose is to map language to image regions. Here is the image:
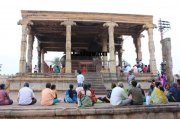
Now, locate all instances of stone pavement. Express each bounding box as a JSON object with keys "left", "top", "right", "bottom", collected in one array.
[
  {"left": 8, "top": 91, "right": 105, "bottom": 104},
  {"left": 0, "top": 92, "right": 179, "bottom": 119}
]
